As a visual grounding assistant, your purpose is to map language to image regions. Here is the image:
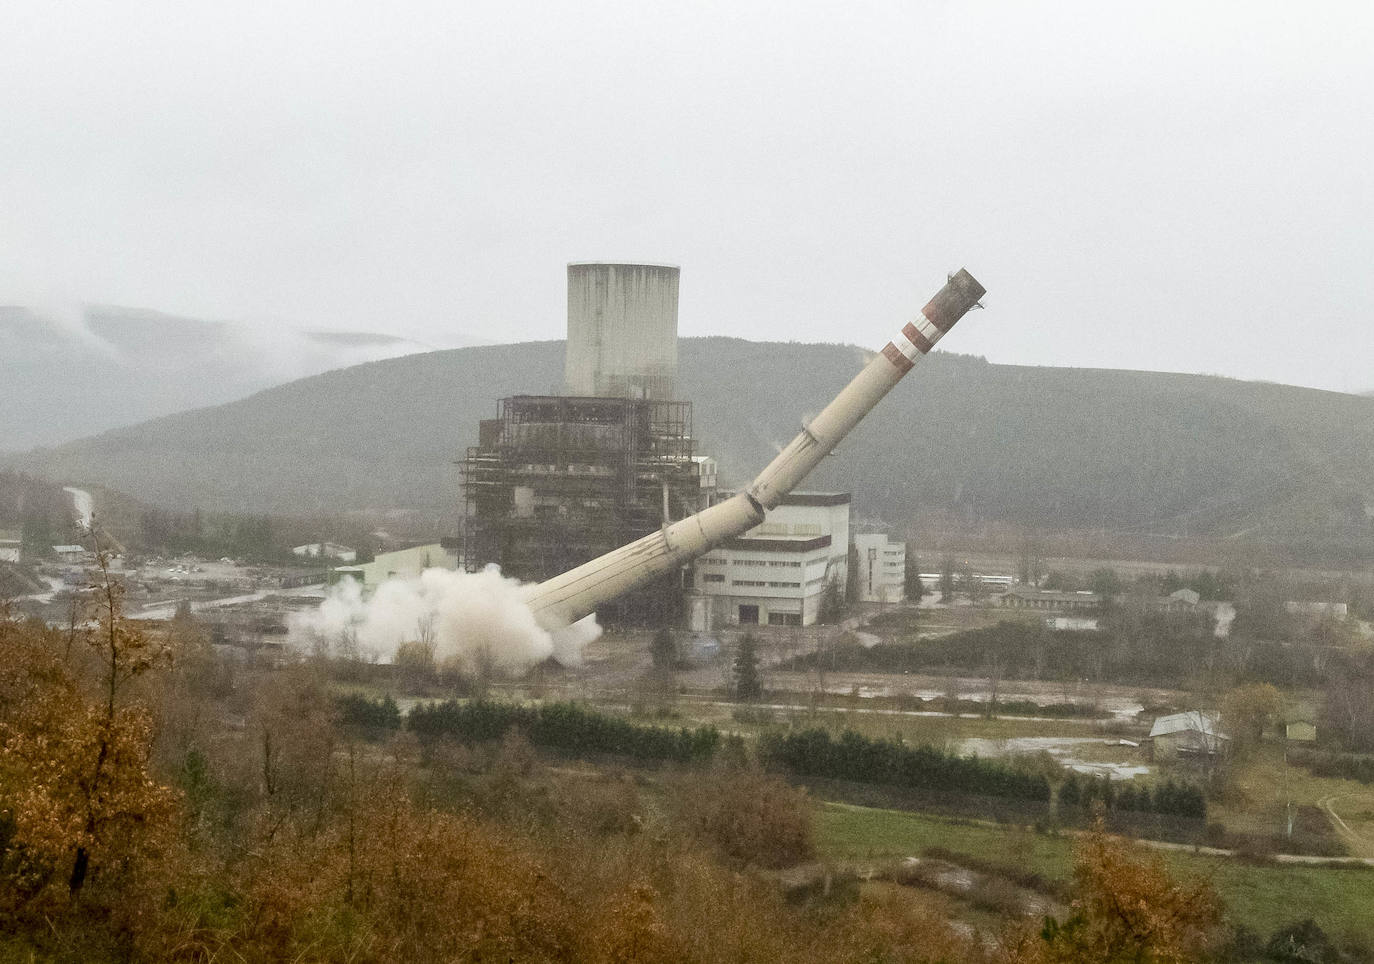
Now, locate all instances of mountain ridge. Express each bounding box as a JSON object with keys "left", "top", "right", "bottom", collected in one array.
[{"left": 9, "top": 337, "right": 1374, "bottom": 557}]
